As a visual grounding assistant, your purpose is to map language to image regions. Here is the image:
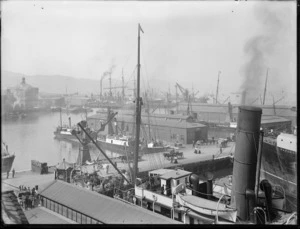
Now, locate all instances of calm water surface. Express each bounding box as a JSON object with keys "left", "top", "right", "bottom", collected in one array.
[{"left": 2, "top": 110, "right": 120, "bottom": 172}]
